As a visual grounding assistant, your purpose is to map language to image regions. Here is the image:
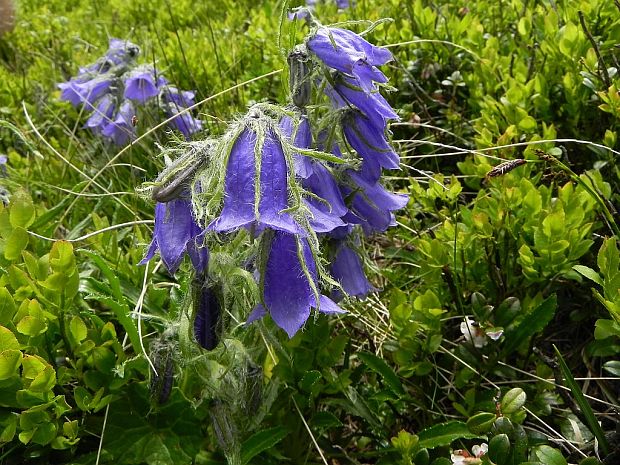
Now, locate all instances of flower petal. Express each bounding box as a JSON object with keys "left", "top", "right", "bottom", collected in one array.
[
  {"left": 208, "top": 129, "right": 257, "bottom": 232},
  {"left": 263, "top": 232, "right": 316, "bottom": 337}
]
